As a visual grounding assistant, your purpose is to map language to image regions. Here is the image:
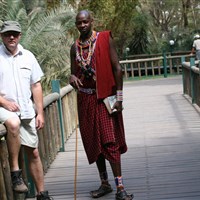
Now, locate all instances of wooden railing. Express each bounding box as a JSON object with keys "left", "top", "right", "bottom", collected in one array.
[
  {"left": 0, "top": 84, "right": 78, "bottom": 200},
  {"left": 120, "top": 54, "right": 194, "bottom": 79},
  {"left": 182, "top": 58, "right": 200, "bottom": 107}
]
